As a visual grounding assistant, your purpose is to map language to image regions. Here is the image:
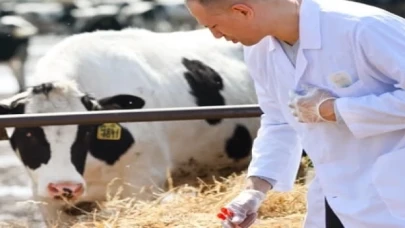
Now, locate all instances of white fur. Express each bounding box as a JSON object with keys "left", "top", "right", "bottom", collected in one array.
[{"left": 6, "top": 28, "right": 260, "bottom": 226}]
